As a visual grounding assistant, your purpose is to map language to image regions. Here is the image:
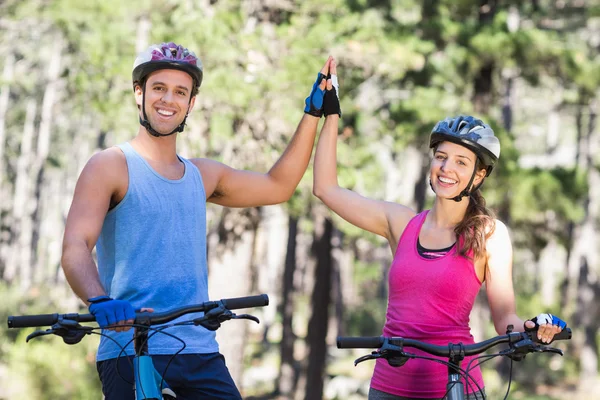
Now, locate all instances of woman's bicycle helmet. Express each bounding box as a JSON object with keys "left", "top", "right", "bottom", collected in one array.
[
  {"left": 132, "top": 42, "right": 203, "bottom": 137},
  {"left": 429, "top": 115, "right": 501, "bottom": 201},
  {"left": 429, "top": 115, "right": 500, "bottom": 177}
]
